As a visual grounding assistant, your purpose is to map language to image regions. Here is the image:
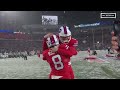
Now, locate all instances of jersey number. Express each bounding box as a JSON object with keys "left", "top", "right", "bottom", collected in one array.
[{"left": 52, "top": 55, "right": 64, "bottom": 70}]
